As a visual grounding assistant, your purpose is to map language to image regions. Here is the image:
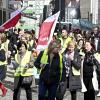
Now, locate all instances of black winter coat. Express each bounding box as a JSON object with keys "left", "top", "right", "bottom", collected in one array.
[
  {"left": 83, "top": 51, "right": 100, "bottom": 90},
  {"left": 34, "top": 51, "right": 61, "bottom": 84}
]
